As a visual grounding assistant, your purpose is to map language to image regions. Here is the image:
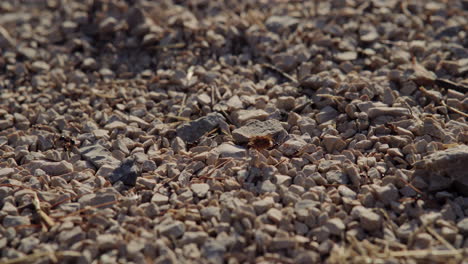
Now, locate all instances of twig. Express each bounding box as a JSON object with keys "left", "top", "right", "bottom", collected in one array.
[
  {"left": 261, "top": 63, "right": 298, "bottom": 84},
  {"left": 373, "top": 238, "right": 406, "bottom": 250},
  {"left": 292, "top": 101, "right": 313, "bottom": 113},
  {"left": 274, "top": 158, "right": 288, "bottom": 167},
  {"left": 346, "top": 234, "right": 367, "bottom": 257},
  {"left": 191, "top": 158, "right": 233, "bottom": 183},
  {"left": 217, "top": 109, "right": 235, "bottom": 125},
  {"left": 426, "top": 226, "right": 457, "bottom": 251},
  {"left": 435, "top": 78, "right": 468, "bottom": 93},
  {"left": 419, "top": 86, "right": 467, "bottom": 118},
  {"left": 441, "top": 100, "right": 468, "bottom": 118},
  {"left": 211, "top": 84, "right": 216, "bottom": 108},
  {"left": 32, "top": 192, "right": 56, "bottom": 229},
  {"left": 203, "top": 127, "right": 219, "bottom": 138},
  {"left": 155, "top": 175, "right": 179, "bottom": 192},
  {"left": 166, "top": 115, "right": 191, "bottom": 122},
  {"left": 176, "top": 94, "right": 187, "bottom": 117}
]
